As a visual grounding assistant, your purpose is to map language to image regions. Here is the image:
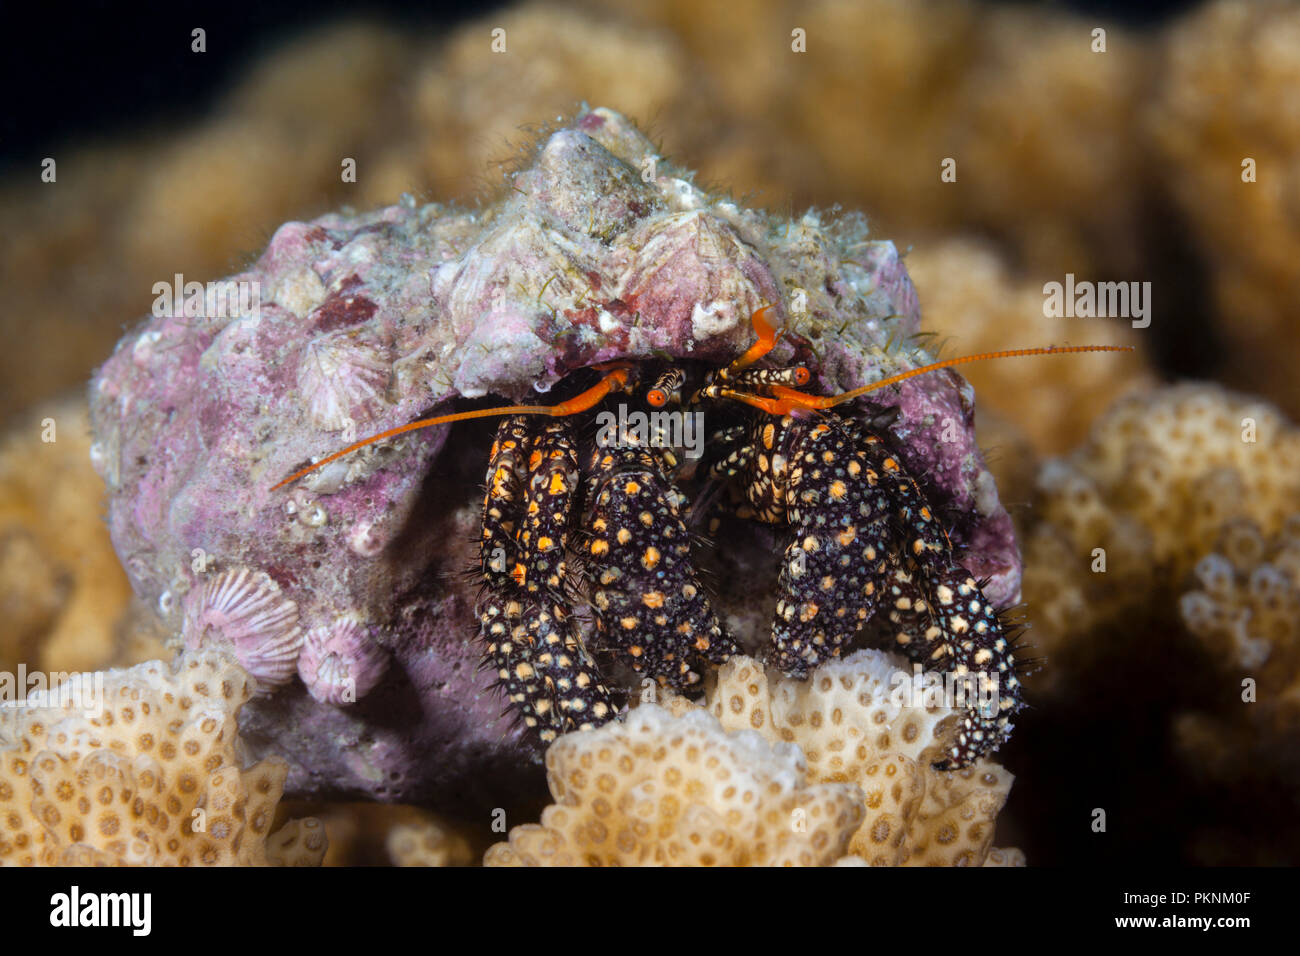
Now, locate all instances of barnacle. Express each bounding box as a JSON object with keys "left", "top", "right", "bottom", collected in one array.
[
  {"left": 296, "top": 329, "right": 392, "bottom": 433},
  {"left": 182, "top": 568, "right": 304, "bottom": 689},
  {"left": 297, "top": 614, "right": 390, "bottom": 706}
]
